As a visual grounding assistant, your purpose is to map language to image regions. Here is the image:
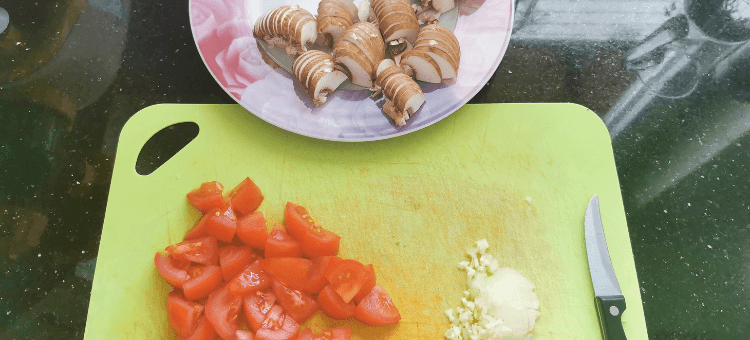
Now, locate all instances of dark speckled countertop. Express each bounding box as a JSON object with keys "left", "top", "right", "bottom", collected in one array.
[{"left": 2, "top": 0, "right": 750, "bottom": 339}]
